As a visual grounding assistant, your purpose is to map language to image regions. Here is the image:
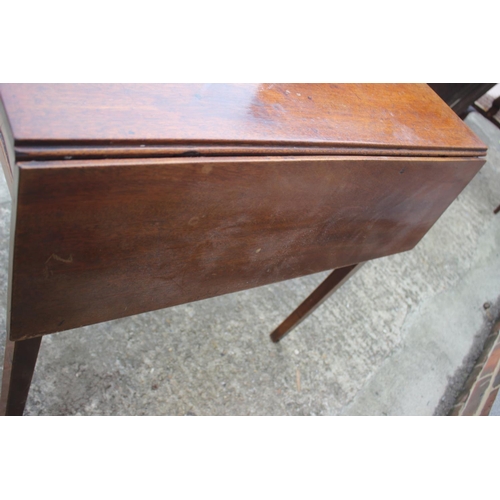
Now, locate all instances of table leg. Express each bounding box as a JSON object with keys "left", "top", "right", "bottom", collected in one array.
[
  {"left": 0, "top": 337, "right": 42, "bottom": 416},
  {"left": 270, "top": 263, "right": 363, "bottom": 343},
  {"left": 486, "top": 95, "right": 500, "bottom": 119}
]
